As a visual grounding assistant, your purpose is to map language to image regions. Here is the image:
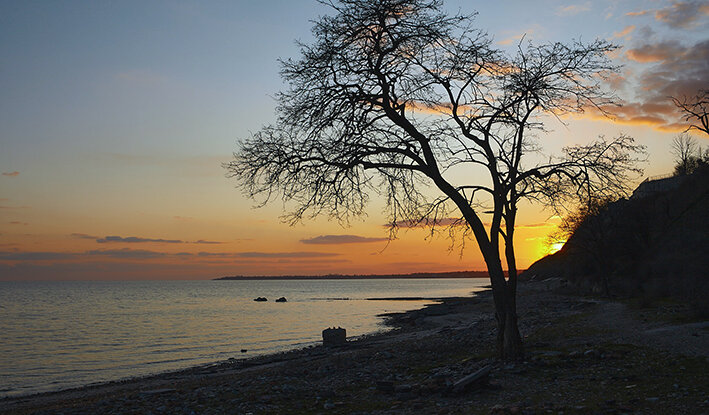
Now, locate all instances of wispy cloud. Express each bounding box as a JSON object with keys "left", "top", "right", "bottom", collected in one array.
[
  {"left": 0, "top": 200, "right": 29, "bottom": 209},
  {"left": 300, "top": 235, "right": 388, "bottom": 245},
  {"left": 71, "top": 233, "right": 100, "bottom": 240},
  {"left": 498, "top": 32, "right": 529, "bottom": 46},
  {"left": 626, "top": 39, "right": 709, "bottom": 124},
  {"left": 72, "top": 233, "right": 224, "bottom": 245},
  {"left": 86, "top": 249, "right": 167, "bottom": 259},
  {"left": 613, "top": 25, "right": 636, "bottom": 39},
  {"left": 0, "top": 252, "right": 75, "bottom": 261},
  {"left": 2, "top": 171, "right": 19, "bottom": 177},
  {"left": 96, "top": 235, "right": 183, "bottom": 244},
  {"left": 235, "top": 252, "right": 340, "bottom": 258},
  {"left": 626, "top": 1, "right": 709, "bottom": 29},
  {"left": 580, "top": 104, "right": 687, "bottom": 132},
  {"left": 516, "top": 223, "right": 555, "bottom": 229},
  {"left": 496, "top": 25, "right": 543, "bottom": 46},
  {"left": 388, "top": 217, "right": 467, "bottom": 228},
  {"left": 193, "top": 251, "right": 341, "bottom": 260},
  {"left": 0, "top": 249, "right": 340, "bottom": 263},
  {"left": 625, "top": 40, "right": 684, "bottom": 62},
  {"left": 382, "top": 261, "right": 453, "bottom": 270},
  {"left": 655, "top": 1, "right": 709, "bottom": 29},
  {"left": 556, "top": 2, "right": 591, "bottom": 16},
  {"left": 0, "top": 249, "right": 170, "bottom": 260},
  {"left": 579, "top": 39, "right": 709, "bottom": 132}
]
